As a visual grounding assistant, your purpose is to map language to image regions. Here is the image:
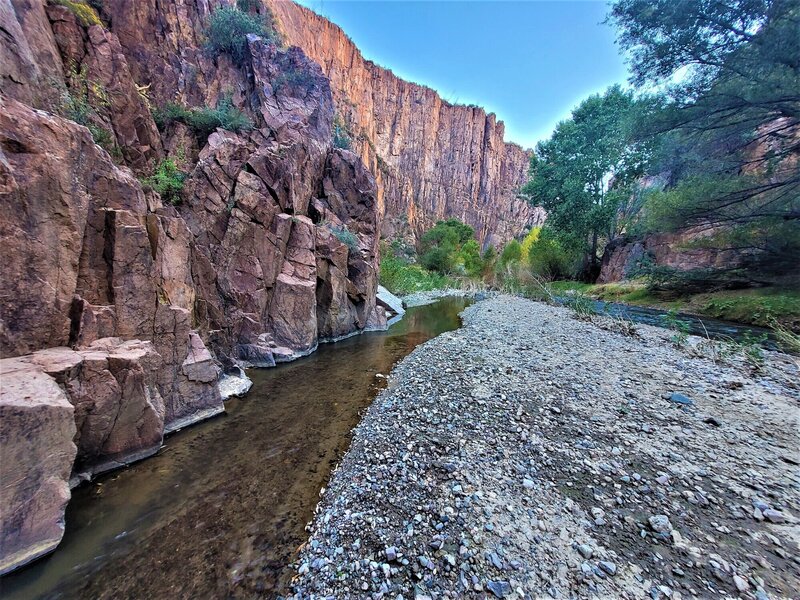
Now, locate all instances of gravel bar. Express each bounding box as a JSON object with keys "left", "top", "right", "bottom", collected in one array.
[{"left": 291, "top": 296, "right": 799, "bottom": 600}]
